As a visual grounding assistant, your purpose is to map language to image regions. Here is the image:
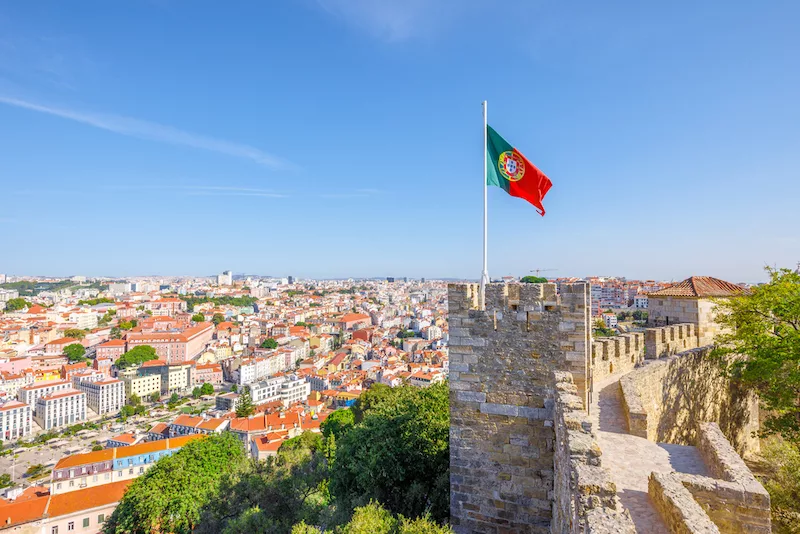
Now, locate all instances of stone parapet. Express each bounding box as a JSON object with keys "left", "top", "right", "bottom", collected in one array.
[
  {"left": 617, "top": 347, "right": 759, "bottom": 456},
  {"left": 649, "top": 423, "right": 770, "bottom": 533},
  {"left": 645, "top": 323, "right": 698, "bottom": 359},
  {"left": 591, "top": 332, "right": 644, "bottom": 384},
  {"left": 448, "top": 282, "right": 591, "bottom": 533},
  {"left": 552, "top": 372, "right": 635, "bottom": 534}
]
